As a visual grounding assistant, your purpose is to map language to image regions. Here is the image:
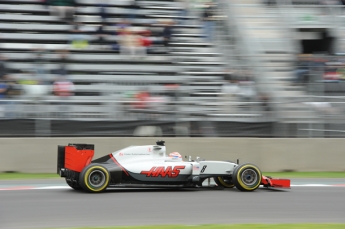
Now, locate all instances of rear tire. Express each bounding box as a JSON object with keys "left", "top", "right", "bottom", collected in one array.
[
  {"left": 233, "top": 163, "right": 262, "bottom": 191},
  {"left": 79, "top": 164, "right": 110, "bottom": 193},
  {"left": 214, "top": 176, "right": 234, "bottom": 188}
]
